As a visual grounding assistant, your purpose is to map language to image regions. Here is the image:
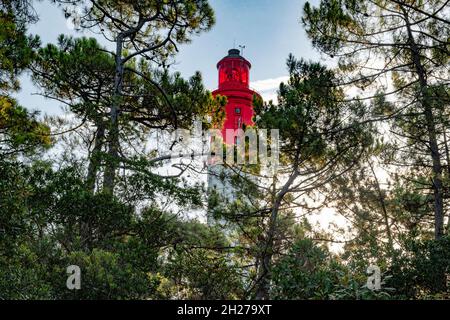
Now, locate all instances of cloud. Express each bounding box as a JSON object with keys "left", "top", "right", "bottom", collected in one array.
[{"left": 250, "top": 76, "right": 289, "bottom": 103}]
